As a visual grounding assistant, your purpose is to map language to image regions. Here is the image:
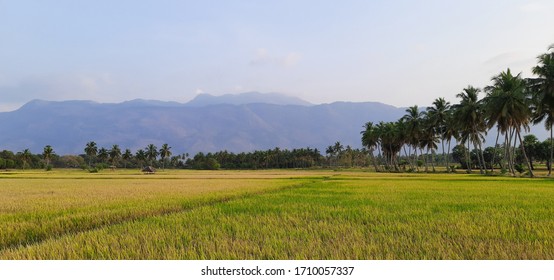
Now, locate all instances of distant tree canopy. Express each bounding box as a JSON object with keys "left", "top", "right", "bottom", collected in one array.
[{"left": 0, "top": 142, "right": 370, "bottom": 170}]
